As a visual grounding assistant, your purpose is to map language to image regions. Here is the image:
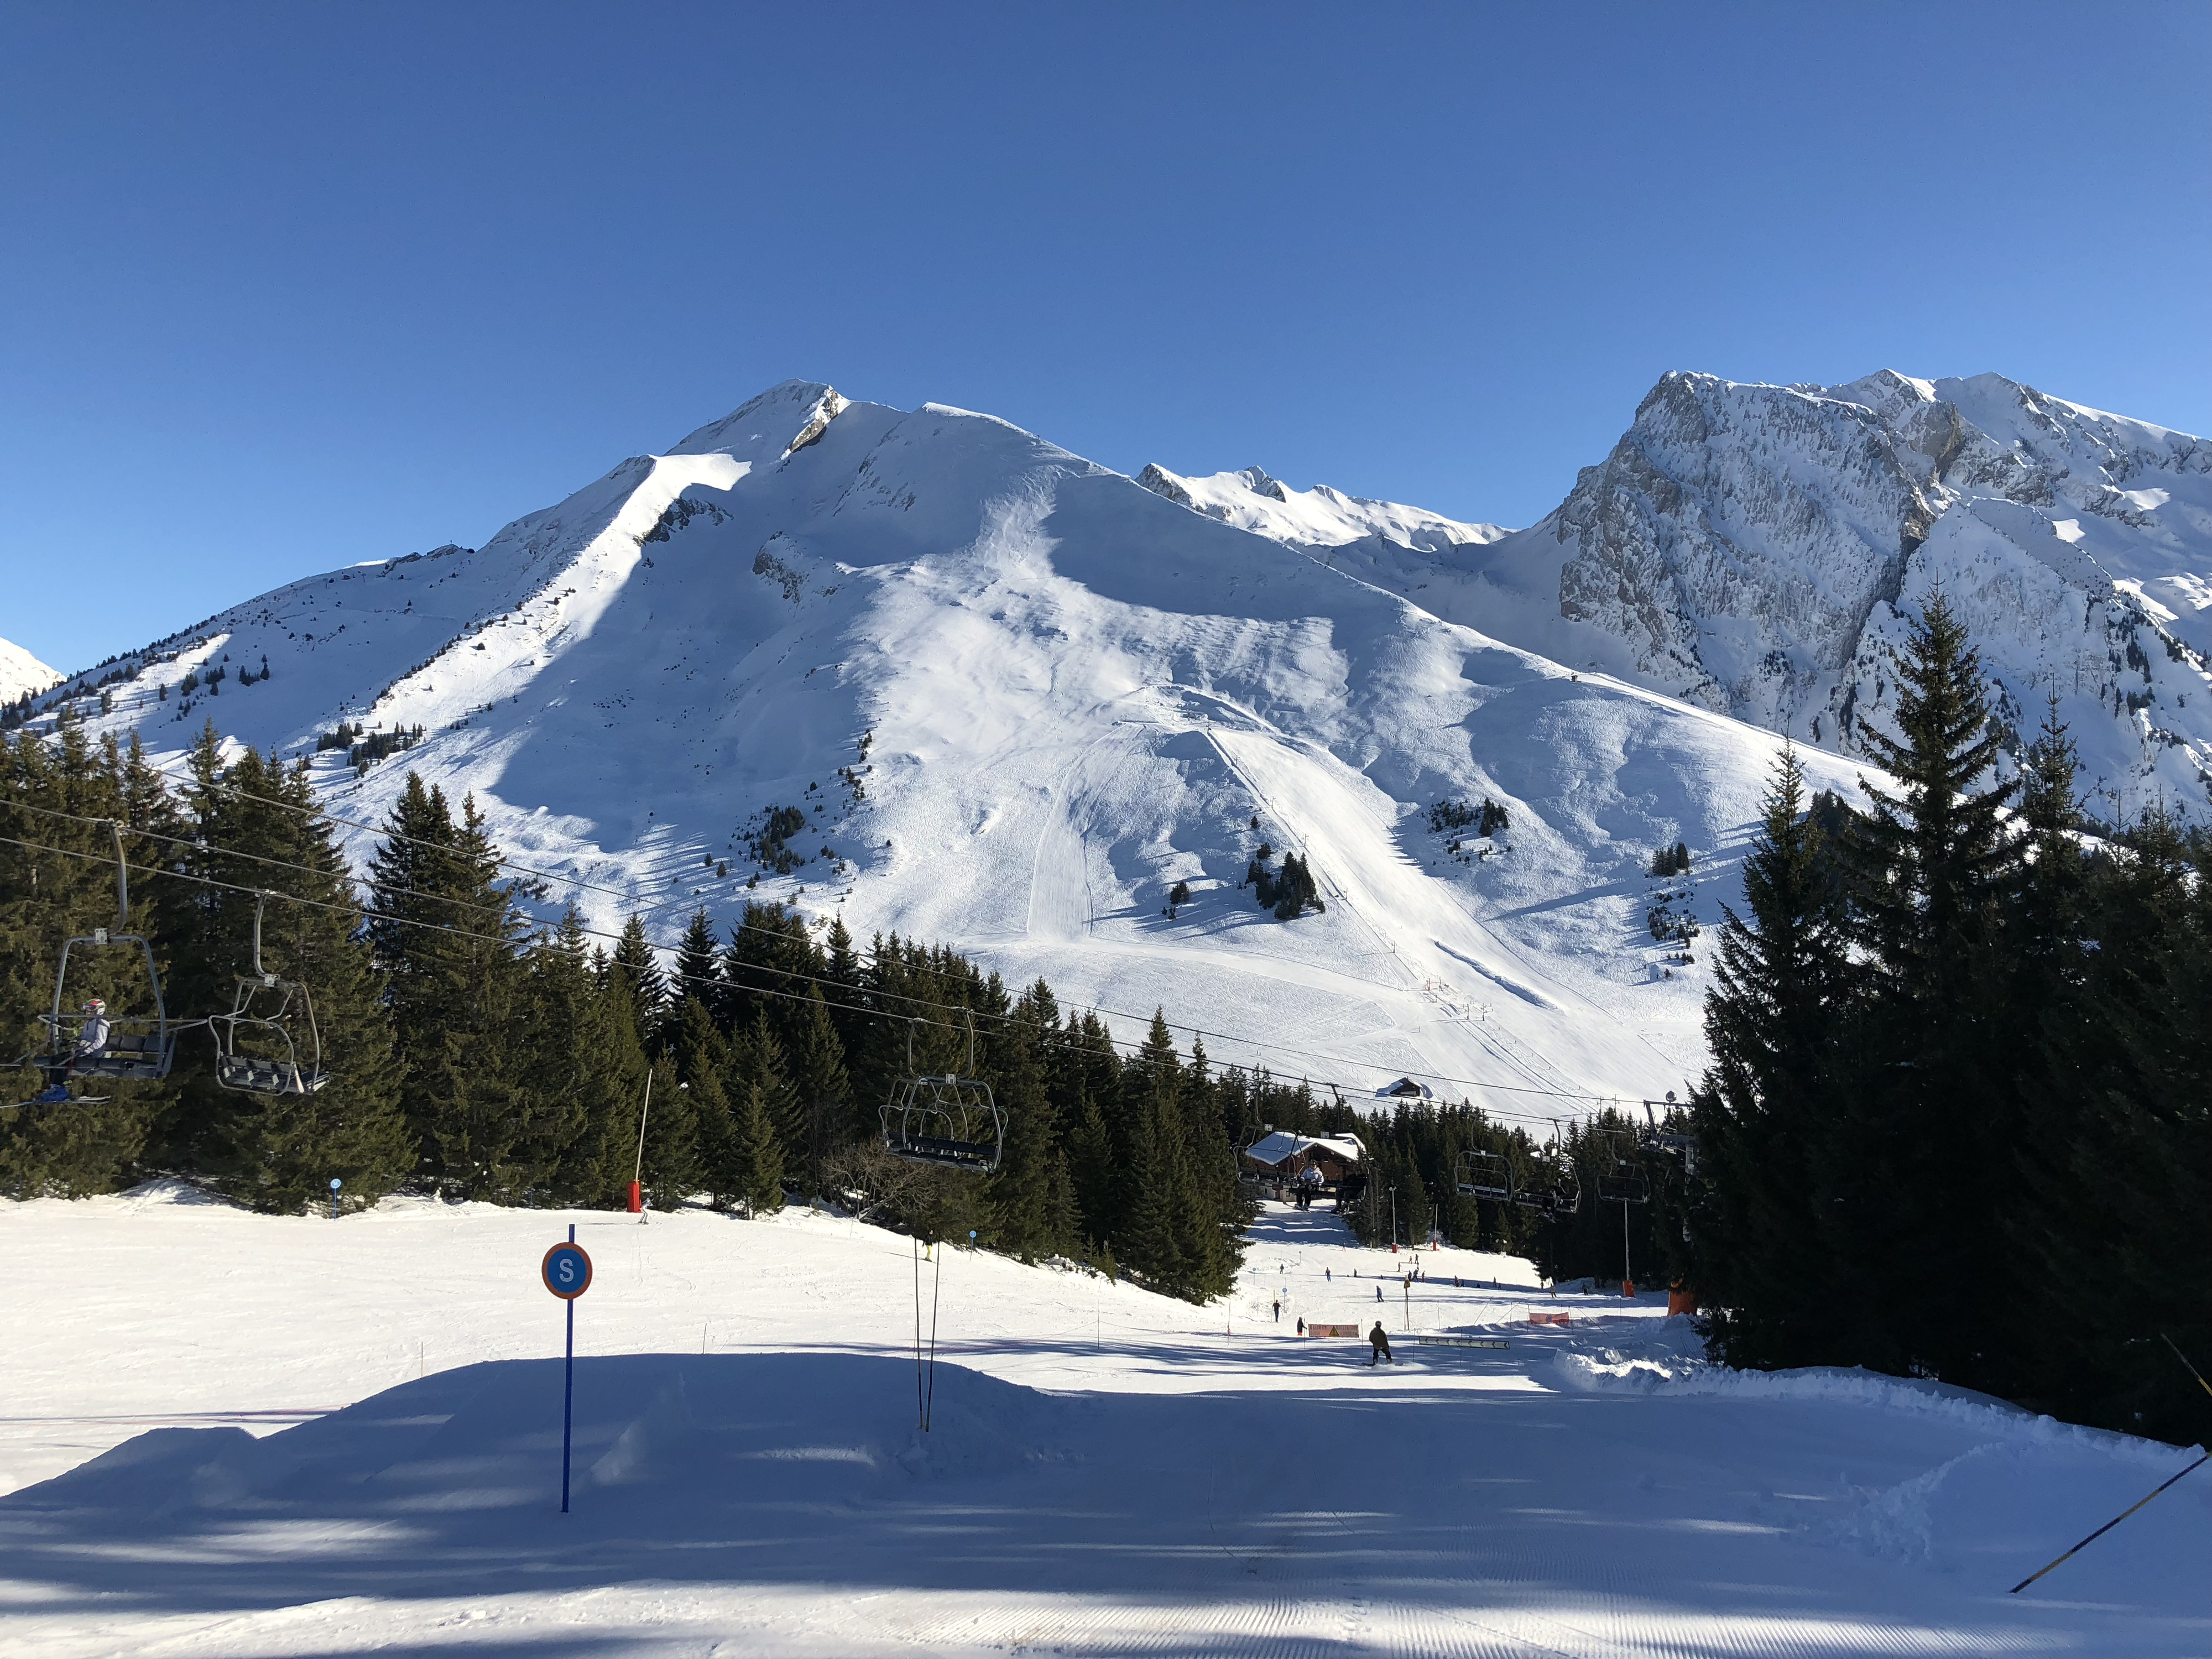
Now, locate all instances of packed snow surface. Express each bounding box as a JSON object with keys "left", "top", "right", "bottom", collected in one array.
[
  {"left": 3, "top": 1187, "right": 2205, "bottom": 1657},
  {"left": 0, "top": 634, "right": 61, "bottom": 702}
]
